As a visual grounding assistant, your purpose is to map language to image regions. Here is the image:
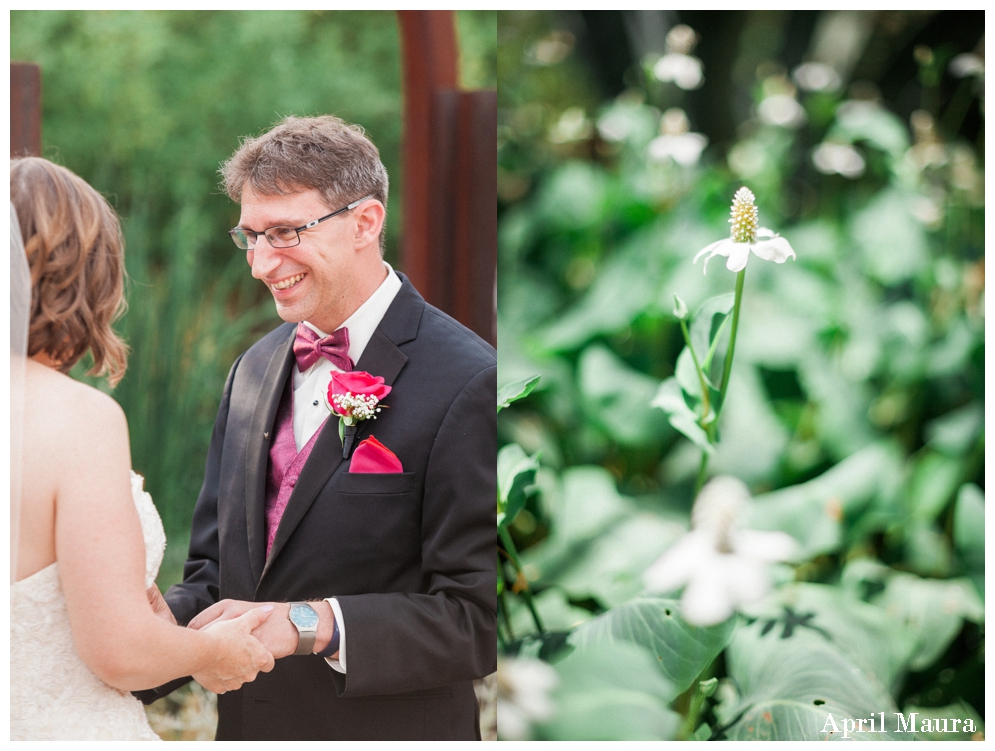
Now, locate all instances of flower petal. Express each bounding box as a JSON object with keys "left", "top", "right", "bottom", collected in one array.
[
  {"left": 643, "top": 533, "right": 707, "bottom": 593},
  {"left": 720, "top": 556, "right": 772, "bottom": 607},
  {"left": 680, "top": 560, "right": 736, "bottom": 626},
  {"left": 751, "top": 235, "right": 796, "bottom": 264},
  {"left": 694, "top": 238, "right": 734, "bottom": 276},
  {"left": 732, "top": 529, "right": 799, "bottom": 563},
  {"left": 725, "top": 242, "right": 751, "bottom": 272},
  {"left": 693, "top": 238, "right": 727, "bottom": 263}
]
